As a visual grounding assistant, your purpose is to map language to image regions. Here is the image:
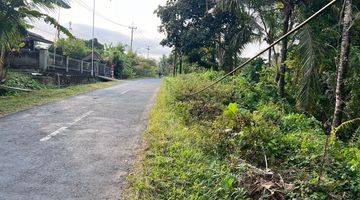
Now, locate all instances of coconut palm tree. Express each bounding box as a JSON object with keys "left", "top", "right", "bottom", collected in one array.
[
  {"left": 0, "top": 0, "right": 72, "bottom": 83},
  {"left": 332, "top": 0, "right": 353, "bottom": 131}
]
